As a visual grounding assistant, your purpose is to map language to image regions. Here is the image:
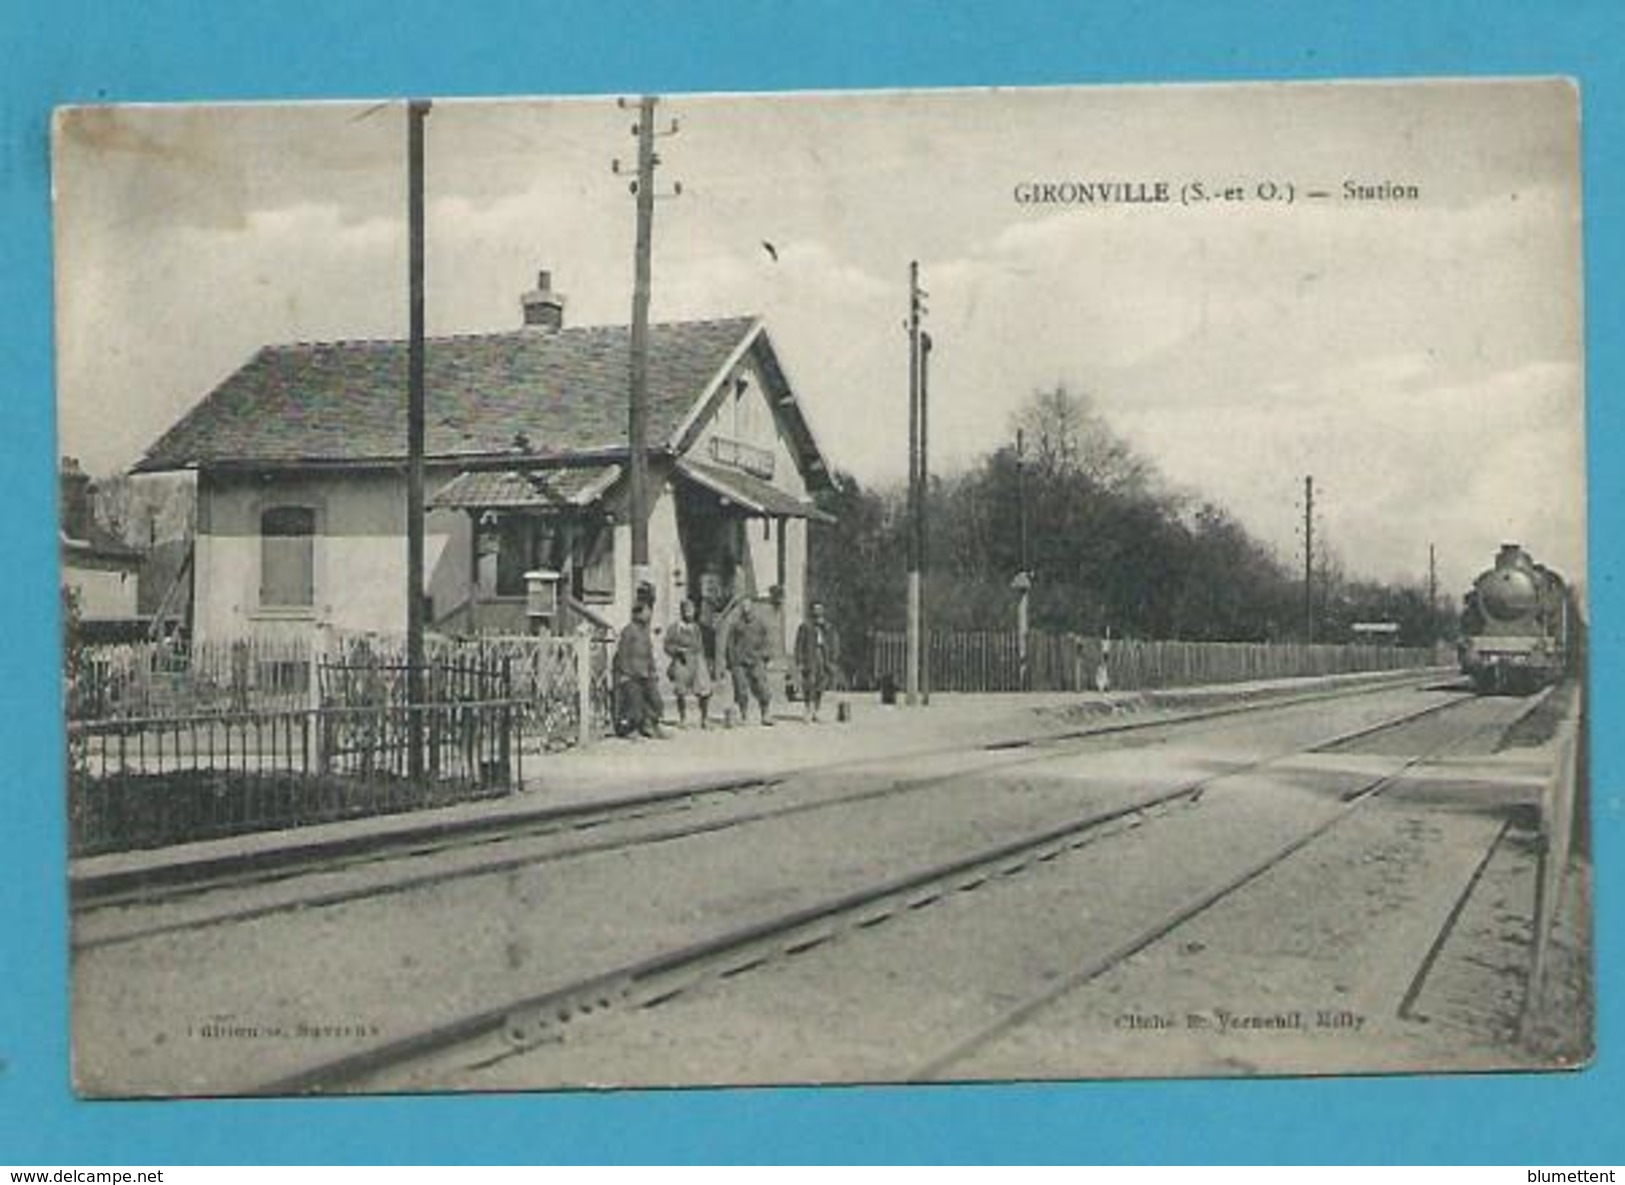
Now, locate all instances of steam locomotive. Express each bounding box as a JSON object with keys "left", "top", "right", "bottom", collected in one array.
[{"left": 1458, "top": 544, "right": 1579, "bottom": 694}]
